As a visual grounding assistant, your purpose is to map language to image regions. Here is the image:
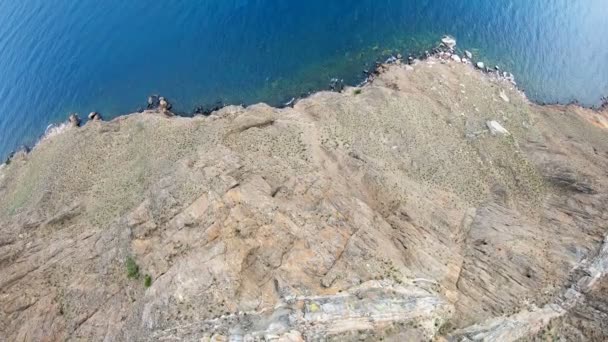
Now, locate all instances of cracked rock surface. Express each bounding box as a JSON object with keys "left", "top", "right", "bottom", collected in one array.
[{"left": 1, "top": 59, "right": 608, "bottom": 341}]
